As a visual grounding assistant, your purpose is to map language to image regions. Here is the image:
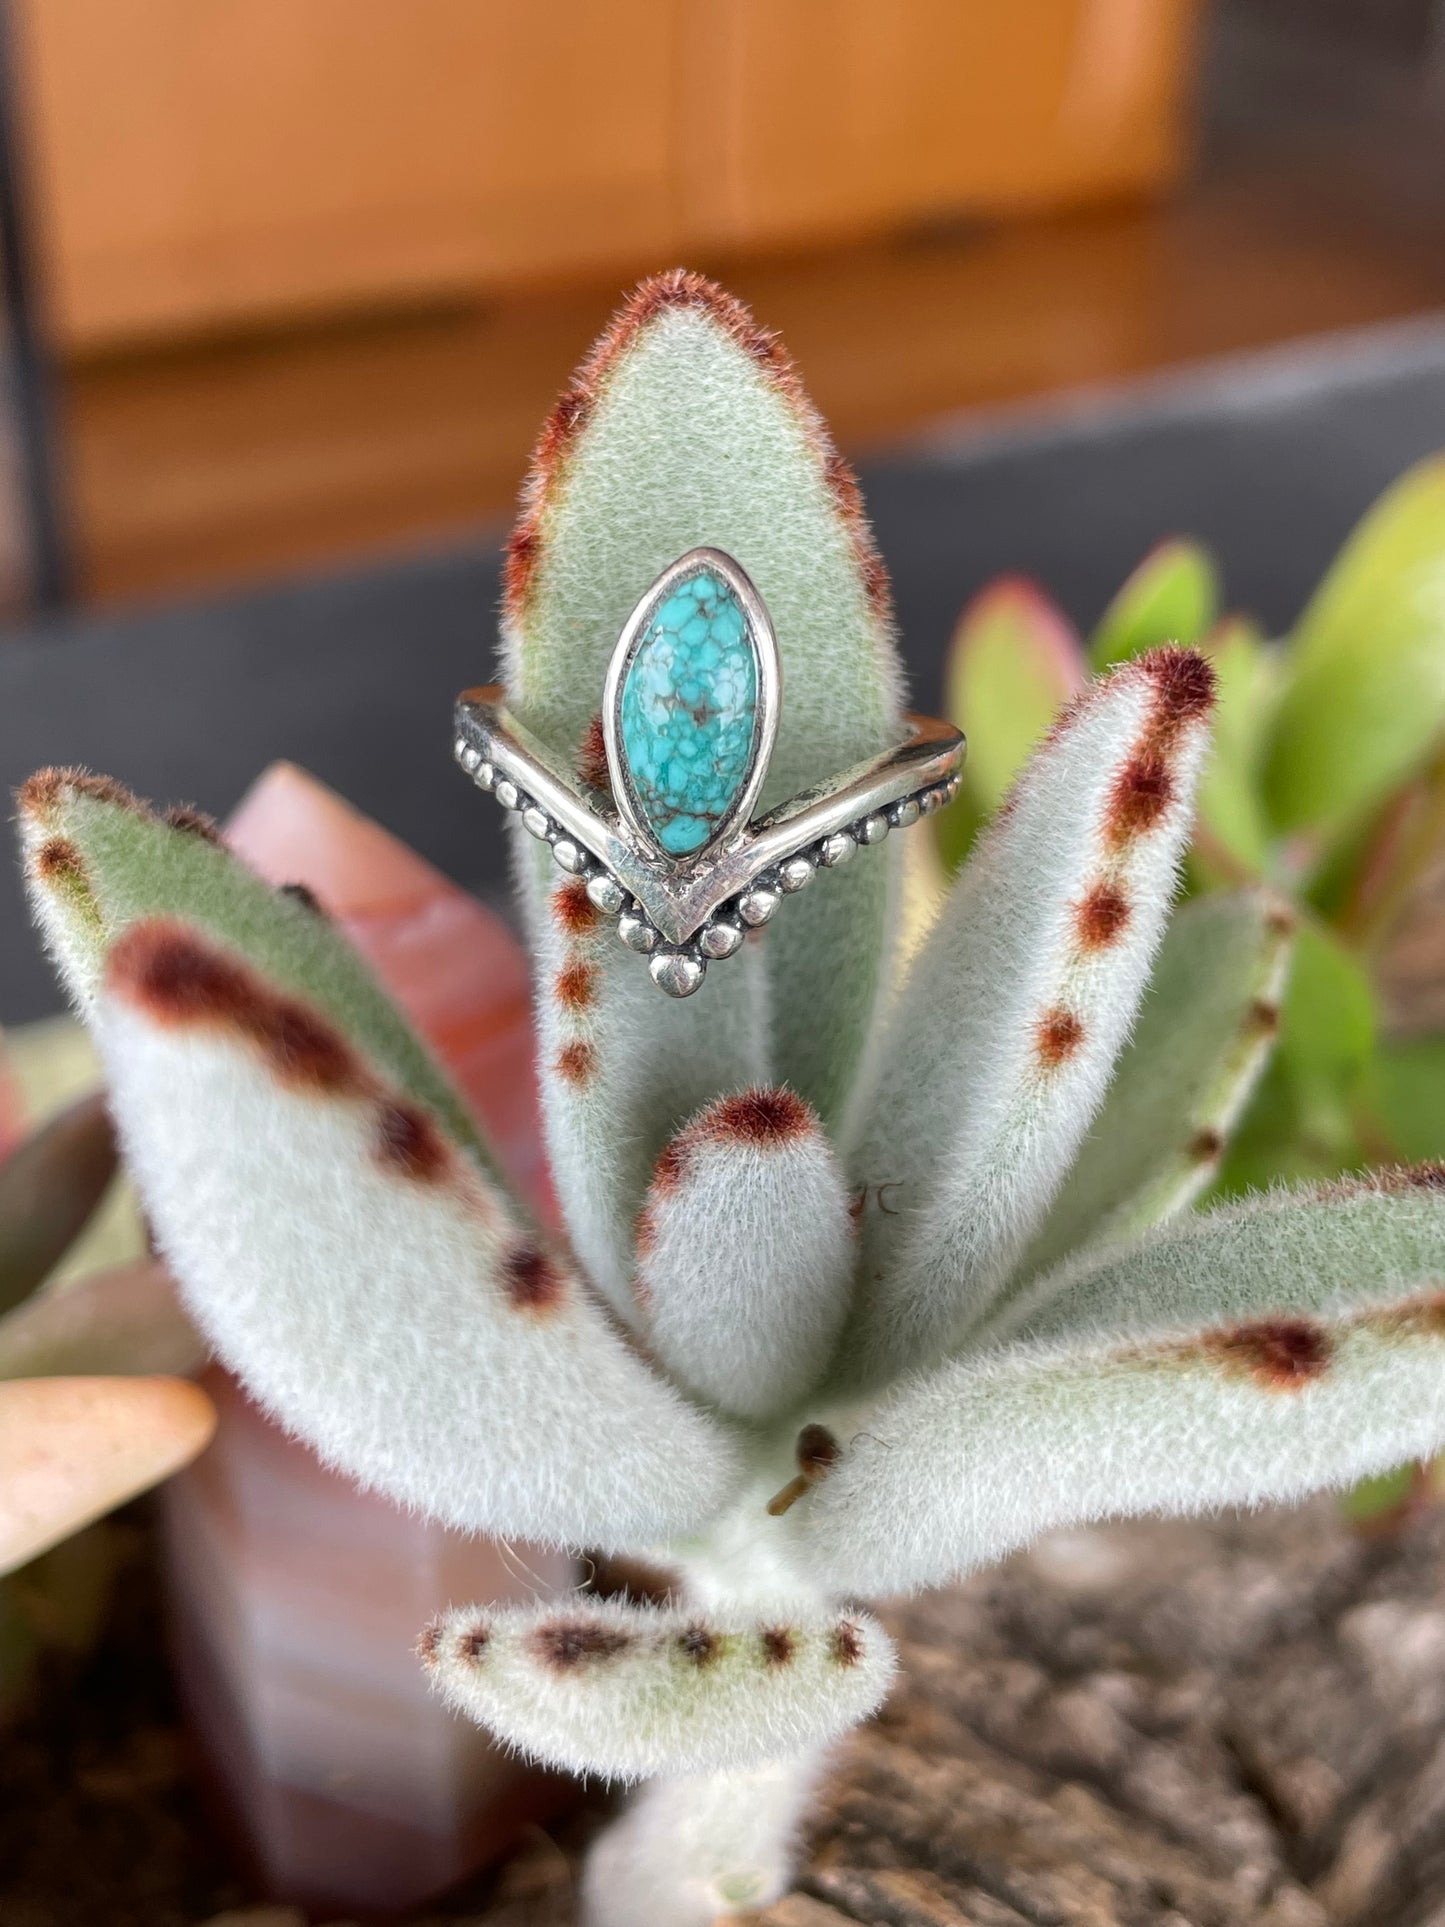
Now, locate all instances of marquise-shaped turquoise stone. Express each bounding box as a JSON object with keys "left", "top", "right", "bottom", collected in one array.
[{"left": 619, "top": 568, "right": 759, "bottom": 857}]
